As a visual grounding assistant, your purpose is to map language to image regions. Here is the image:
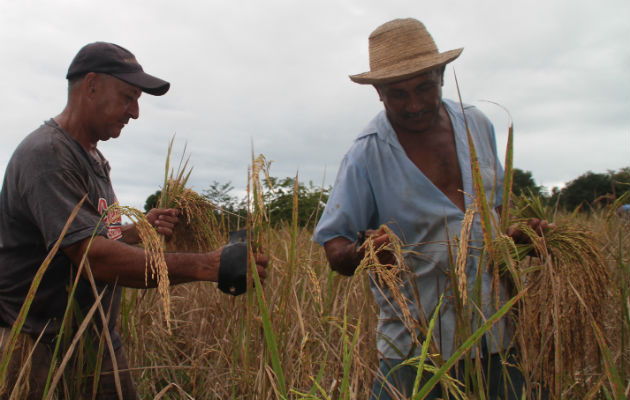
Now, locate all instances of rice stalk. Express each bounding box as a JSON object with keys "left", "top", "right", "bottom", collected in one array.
[
  {"left": 159, "top": 136, "right": 192, "bottom": 209},
  {"left": 0, "top": 195, "right": 86, "bottom": 396},
  {"left": 454, "top": 71, "right": 497, "bottom": 262},
  {"left": 479, "top": 99, "right": 515, "bottom": 233},
  {"left": 42, "top": 204, "right": 156, "bottom": 398},
  {"left": 157, "top": 138, "right": 223, "bottom": 253},
  {"left": 162, "top": 184, "right": 222, "bottom": 252},
  {"left": 115, "top": 205, "right": 170, "bottom": 331},
  {"left": 454, "top": 207, "right": 476, "bottom": 307},
  {"left": 248, "top": 152, "right": 287, "bottom": 398},
  {"left": 356, "top": 225, "right": 418, "bottom": 348},
  {"left": 339, "top": 299, "right": 361, "bottom": 400},
  {"left": 43, "top": 289, "right": 107, "bottom": 400},
  {"left": 569, "top": 281, "right": 625, "bottom": 400},
  {"left": 410, "top": 294, "right": 447, "bottom": 398},
  {"left": 507, "top": 194, "right": 617, "bottom": 396},
  {"left": 413, "top": 290, "right": 524, "bottom": 399}
]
